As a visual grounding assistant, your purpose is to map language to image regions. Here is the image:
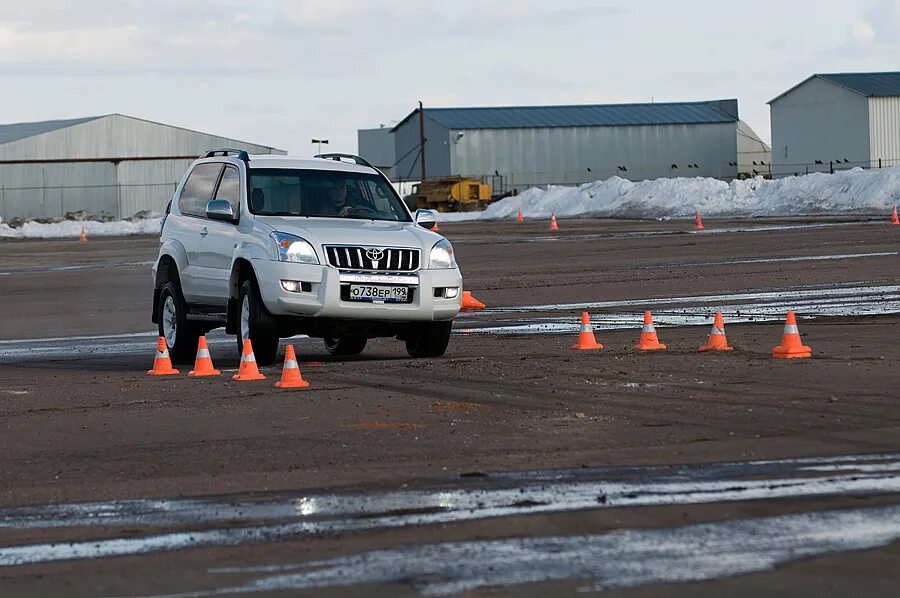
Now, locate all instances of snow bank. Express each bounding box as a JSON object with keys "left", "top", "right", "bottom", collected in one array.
[
  {"left": 440, "top": 166, "right": 900, "bottom": 221},
  {"left": 0, "top": 216, "right": 163, "bottom": 239}
]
